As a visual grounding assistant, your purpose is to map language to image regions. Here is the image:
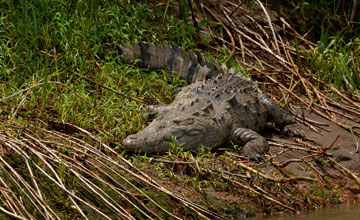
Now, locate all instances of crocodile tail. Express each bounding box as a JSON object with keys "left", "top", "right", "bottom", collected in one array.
[{"left": 117, "top": 42, "right": 225, "bottom": 83}]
